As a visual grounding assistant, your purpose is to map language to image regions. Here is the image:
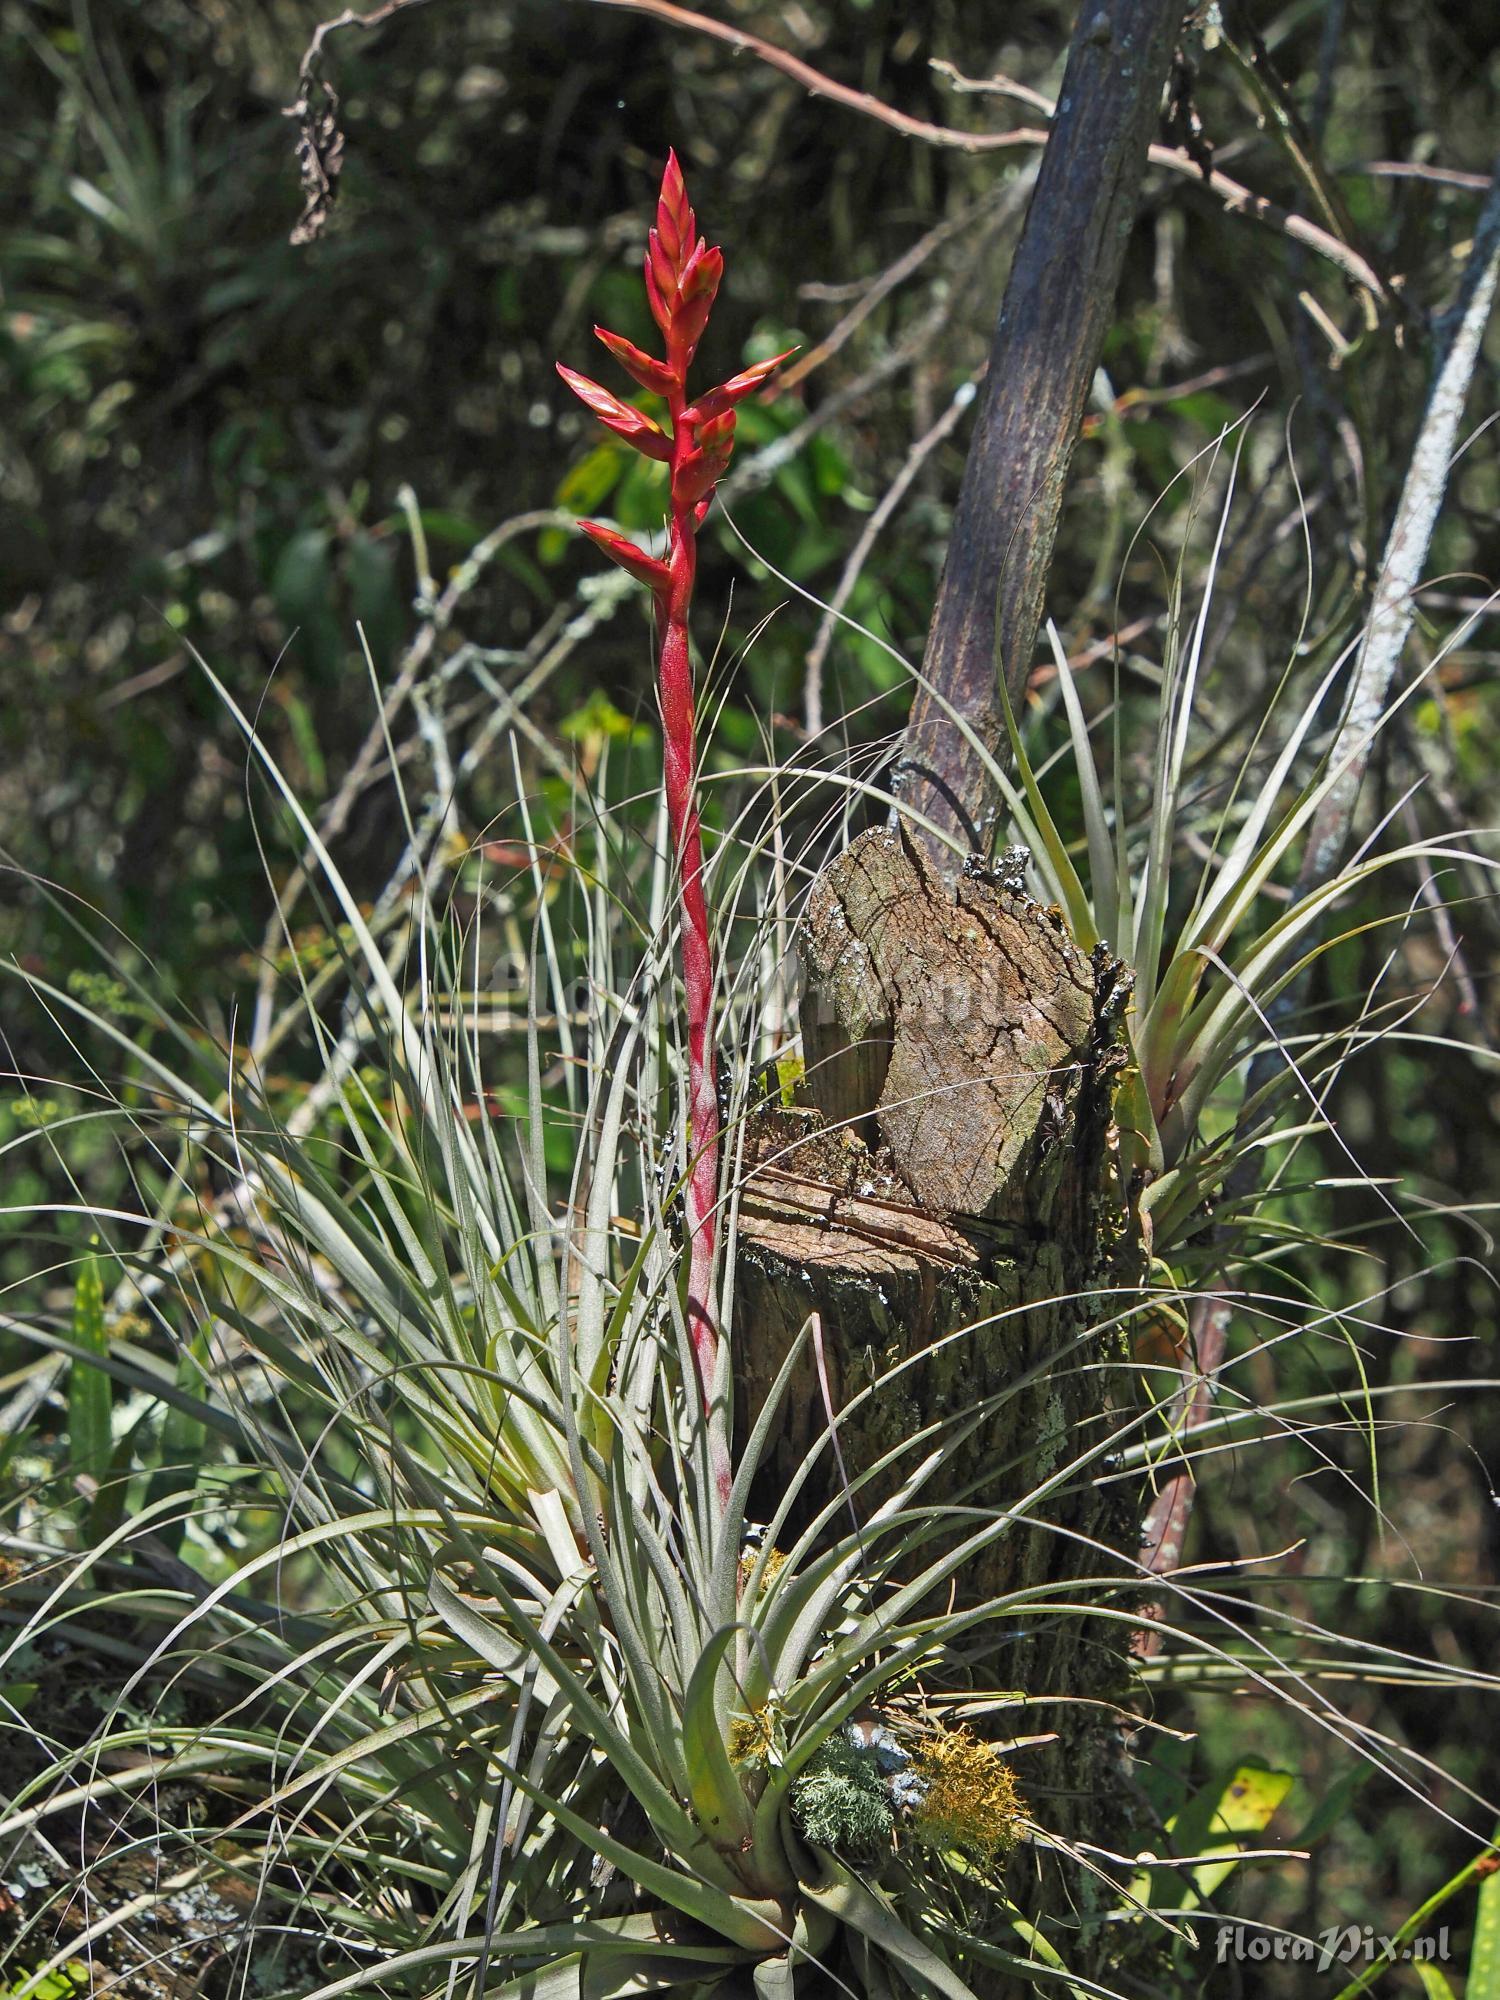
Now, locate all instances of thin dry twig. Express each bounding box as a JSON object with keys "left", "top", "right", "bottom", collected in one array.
[
  {"left": 926, "top": 55, "right": 1055, "bottom": 117},
  {"left": 1359, "top": 159, "right": 1493, "bottom": 192},
  {"left": 587, "top": 0, "right": 1046, "bottom": 153},
  {"left": 248, "top": 504, "right": 579, "bottom": 1054},
  {"left": 776, "top": 176, "right": 1034, "bottom": 395},
  {"left": 288, "top": 0, "right": 1391, "bottom": 297},
  {"left": 926, "top": 51, "right": 1388, "bottom": 299}
]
